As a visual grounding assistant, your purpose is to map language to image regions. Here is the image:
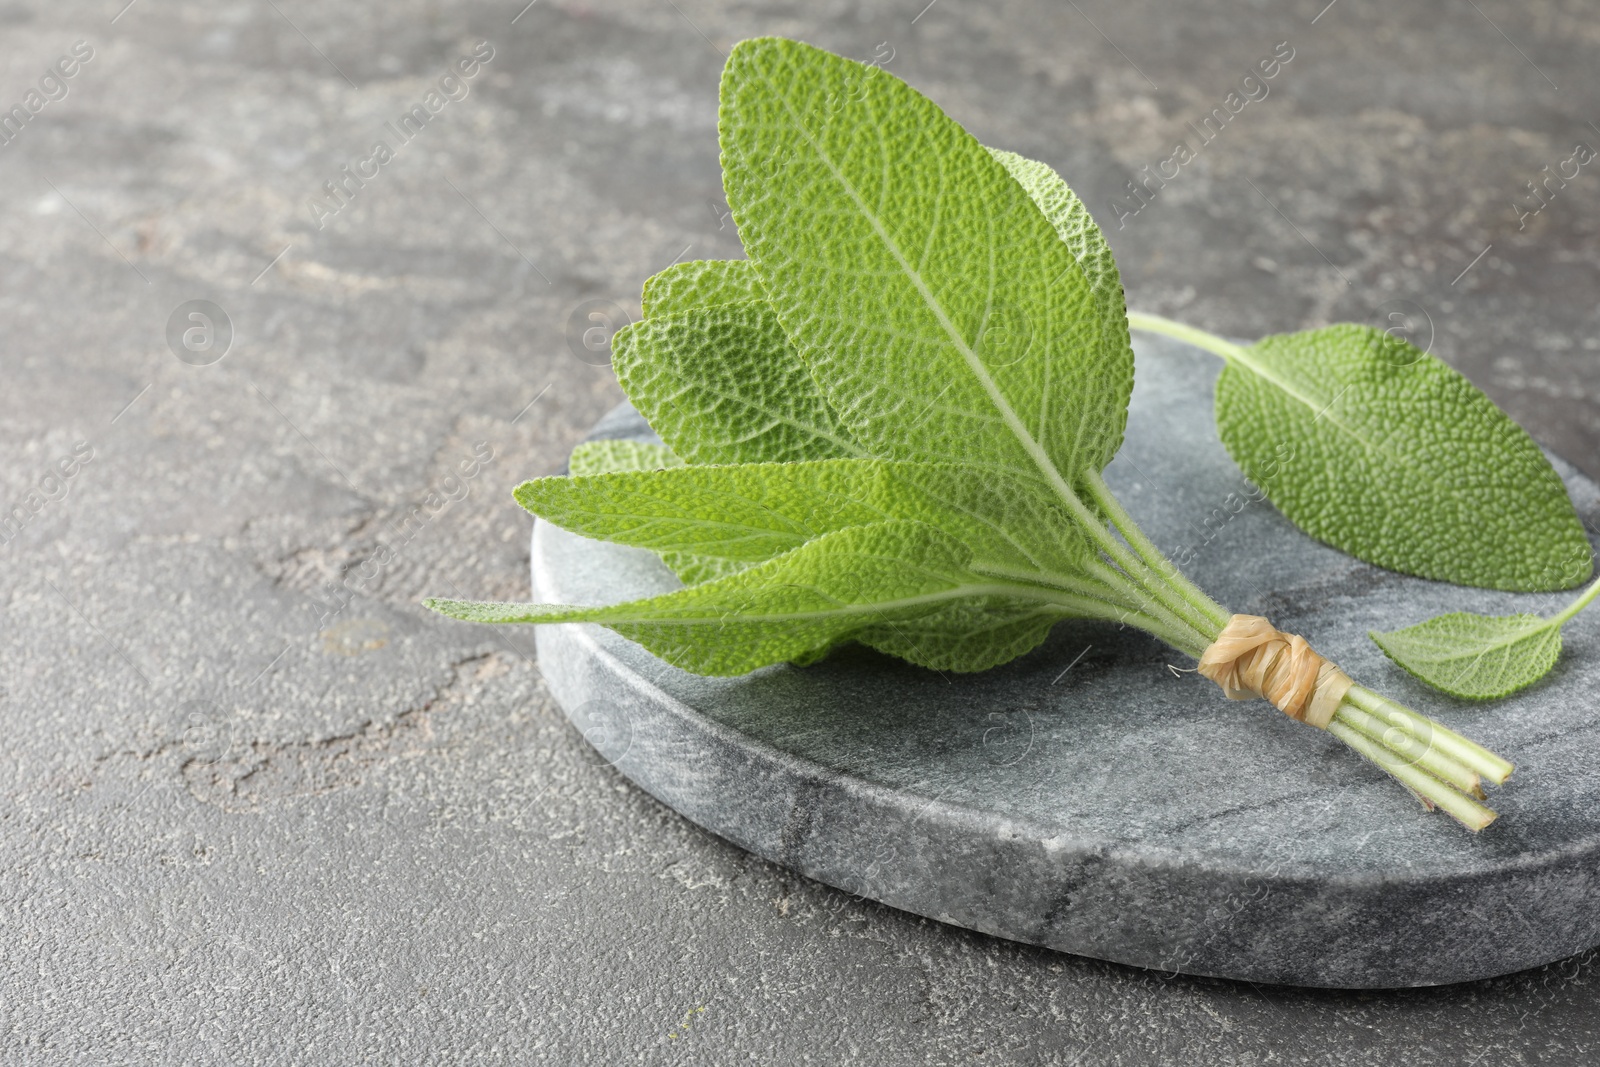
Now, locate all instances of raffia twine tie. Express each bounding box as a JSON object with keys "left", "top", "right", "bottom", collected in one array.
[{"left": 1196, "top": 614, "right": 1353, "bottom": 730}]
